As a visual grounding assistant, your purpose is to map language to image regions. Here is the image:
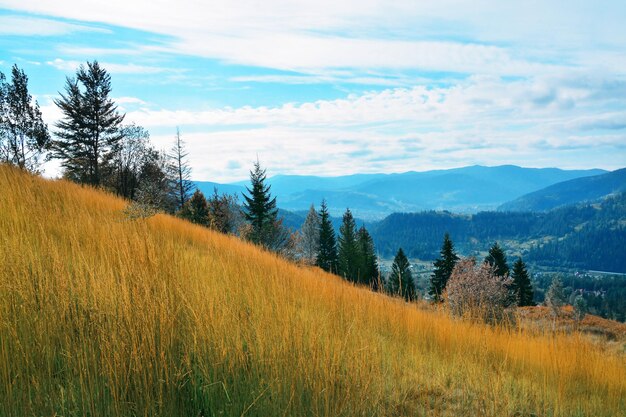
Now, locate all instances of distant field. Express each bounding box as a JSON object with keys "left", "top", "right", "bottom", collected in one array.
[{"left": 1, "top": 165, "right": 624, "bottom": 417}]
